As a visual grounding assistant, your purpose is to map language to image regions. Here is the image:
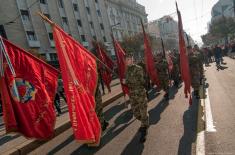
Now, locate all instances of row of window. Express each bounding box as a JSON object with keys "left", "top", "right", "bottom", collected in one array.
[{"left": 26, "top": 30, "right": 107, "bottom": 44}]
